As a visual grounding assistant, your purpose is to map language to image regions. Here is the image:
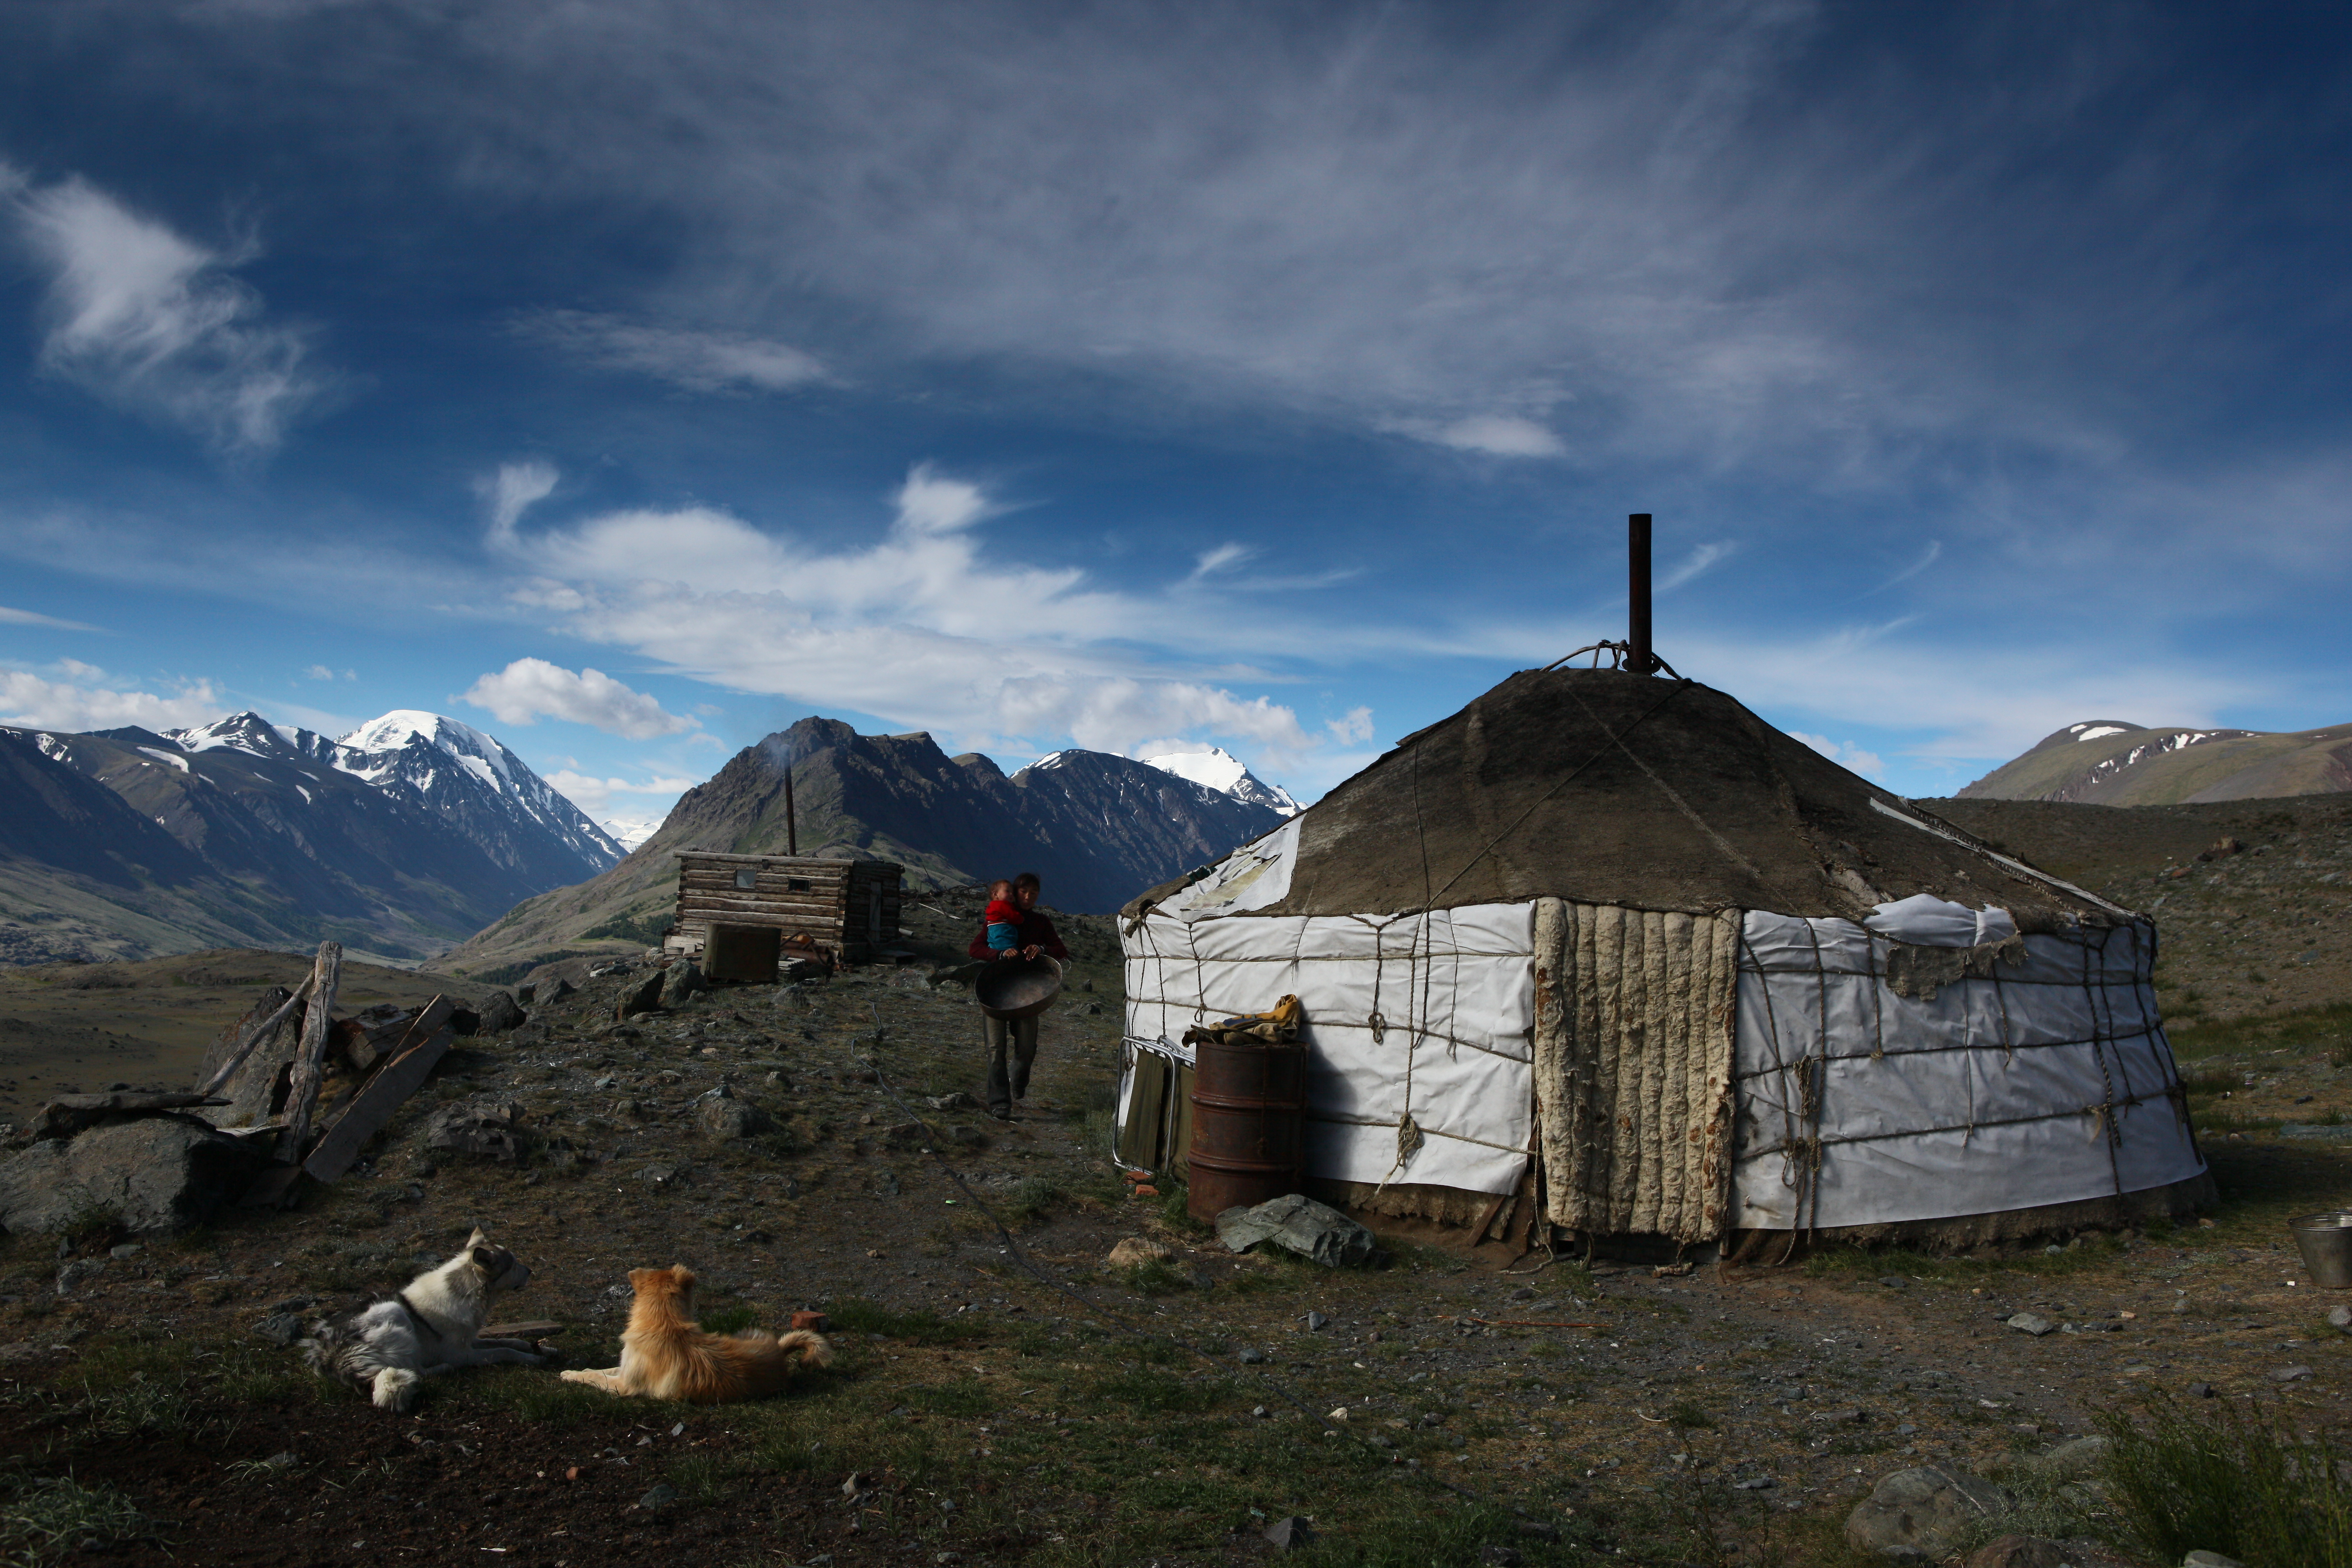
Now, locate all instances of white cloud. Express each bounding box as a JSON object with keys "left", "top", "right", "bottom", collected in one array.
[
  {"left": 1870, "top": 539, "right": 1942, "bottom": 592},
  {"left": 492, "top": 462, "right": 1336, "bottom": 764},
  {"left": 4, "top": 170, "right": 328, "bottom": 456},
  {"left": 459, "top": 658, "right": 696, "bottom": 739},
  {"left": 543, "top": 768, "right": 698, "bottom": 817},
  {"left": 0, "top": 604, "right": 104, "bottom": 632},
  {"left": 1428, "top": 416, "right": 1565, "bottom": 458},
  {"left": 1657, "top": 542, "right": 1735, "bottom": 591},
  {"left": 480, "top": 461, "right": 558, "bottom": 548},
  {"left": 304, "top": 664, "right": 335, "bottom": 681},
  {"left": 1325, "top": 706, "right": 1375, "bottom": 745},
  {"left": 0, "top": 669, "right": 225, "bottom": 733},
  {"left": 1790, "top": 732, "right": 1887, "bottom": 780},
  {"left": 516, "top": 309, "right": 828, "bottom": 393},
  {"left": 1190, "top": 542, "right": 1253, "bottom": 579}
]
